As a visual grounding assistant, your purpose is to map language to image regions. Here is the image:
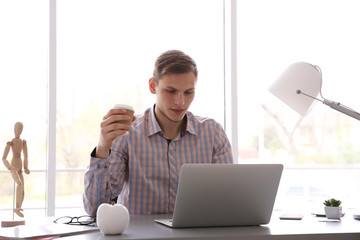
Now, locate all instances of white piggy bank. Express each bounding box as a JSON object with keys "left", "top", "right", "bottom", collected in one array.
[{"left": 96, "top": 203, "right": 130, "bottom": 235}]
